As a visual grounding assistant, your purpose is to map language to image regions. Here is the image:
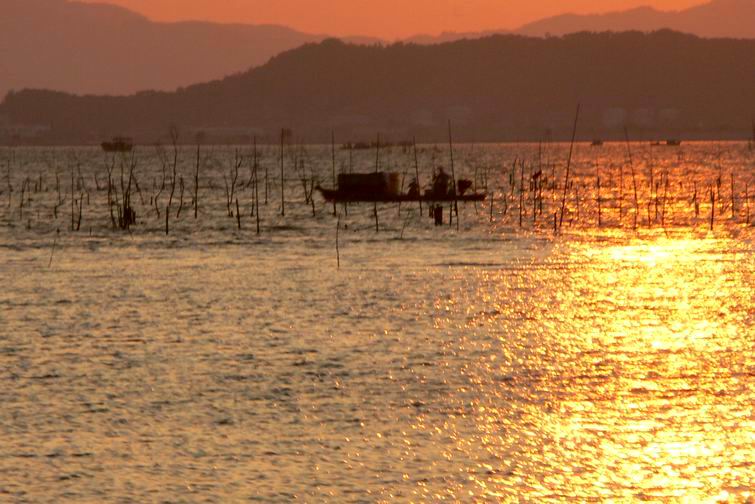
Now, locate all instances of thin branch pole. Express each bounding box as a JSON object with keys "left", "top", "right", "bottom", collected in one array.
[
  {"left": 374, "top": 134, "right": 380, "bottom": 232},
  {"left": 448, "top": 120, "right": 459, "bottom": 231},
  {"left": 280, "top": 129, "right": 285, "bottom": 216},
  {"left": 624, "top": 126, "right": 639, "bottom": 229},
  {"left": 254, "top": 137, "right": 260, "bottom": 234},
  {"left": 413, "top": 137, "right": 422, "bottom": 214},
  {"left": 331, "top": 130, "right": 337, "bottom": 216},
  {"left": 559, "top": 103, "right": 581, "bottom": 229},
  {"left": 336, "top": 213, "right": 341, "bottom": 269}
]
